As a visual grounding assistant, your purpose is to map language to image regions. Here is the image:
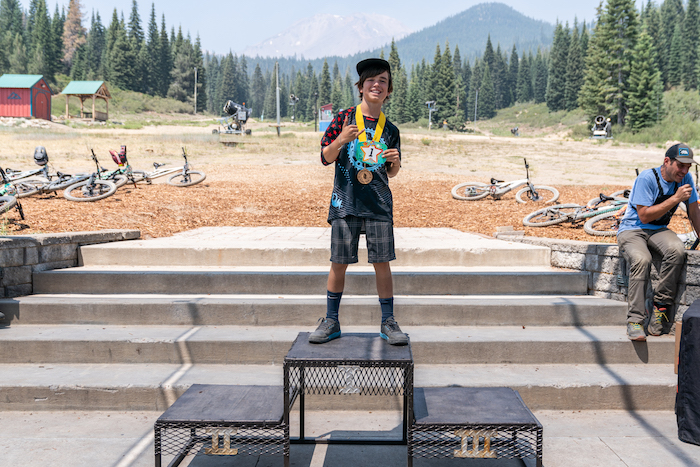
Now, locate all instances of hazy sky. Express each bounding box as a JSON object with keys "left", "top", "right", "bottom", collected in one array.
[{"left": 31, "top": 0, "right": 643, "bottom": 55}]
